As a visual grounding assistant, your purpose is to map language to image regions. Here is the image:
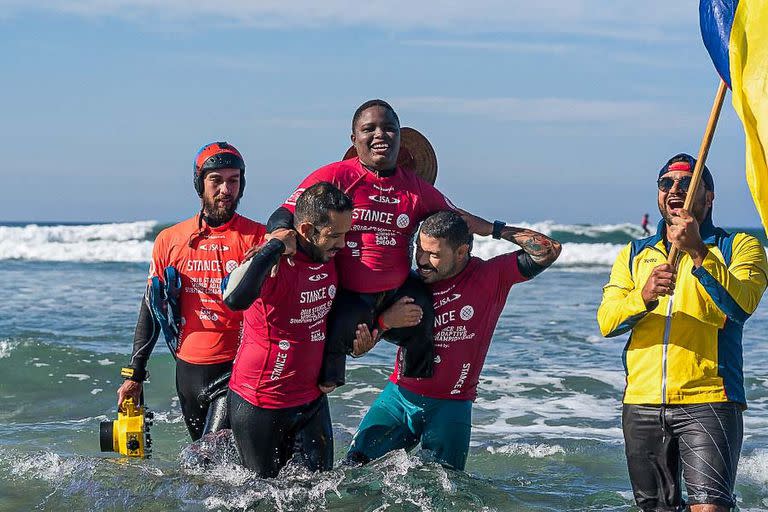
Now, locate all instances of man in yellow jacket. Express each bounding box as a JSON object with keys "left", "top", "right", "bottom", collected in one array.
[{"left": 598, "top": 153, "right": 768, "bottom": 512}]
